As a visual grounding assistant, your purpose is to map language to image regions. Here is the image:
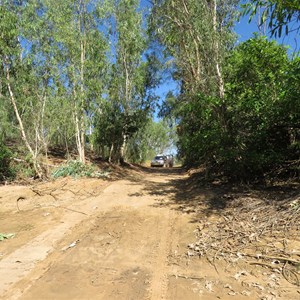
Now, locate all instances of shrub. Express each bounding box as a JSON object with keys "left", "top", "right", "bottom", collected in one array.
[
  {"left": 51, "top": 160, "right": 110, "bottom": 179},
  {"left": 0, "top": 144, "right": 14, "bottom": 181}
]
